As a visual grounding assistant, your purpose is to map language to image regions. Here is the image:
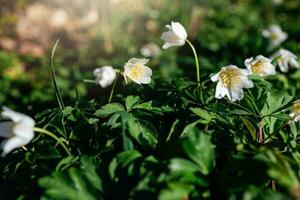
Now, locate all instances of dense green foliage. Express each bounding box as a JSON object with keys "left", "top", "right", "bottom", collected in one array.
[{"left": 1, "top": 0, "right": 300, "bottom": 199}]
